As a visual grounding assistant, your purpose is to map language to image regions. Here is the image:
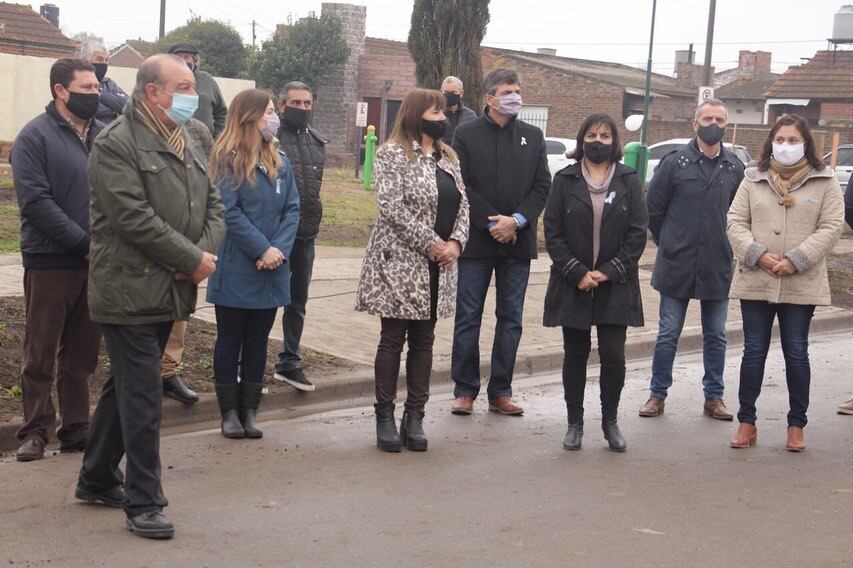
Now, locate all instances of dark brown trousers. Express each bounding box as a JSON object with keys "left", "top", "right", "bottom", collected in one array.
[
  {"left": 17, "top": 268, "right": 101, "bottom": 446},
  {"left": 374, "top": 317, "right": 437, "bottom": 416}
]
